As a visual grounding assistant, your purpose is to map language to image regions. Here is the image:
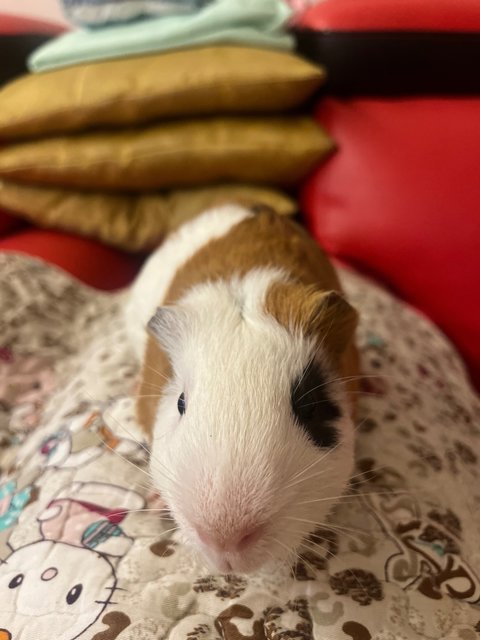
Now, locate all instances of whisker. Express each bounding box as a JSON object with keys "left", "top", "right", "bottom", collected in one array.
[
  {"left": 332, "top": 373, "right": 393, "bottom": 385},
  {"left": 285, "top": 533, "right": 331, "bottom": 580},
  {"left": 263, "top": 547, "right": 277, "bottom": 565},
  {"left": 301, "top": 538, "right": 335, "bottom": 562},
  {"left": 87, "top": 392, "right": 183, "bottom": 490},
  {"left": 271, "top": 535, "right": 314, "bottom": 579},
  {"left": 80, "top": 404, "right": 178, "bottom": 493},
  {"left": 348, "top": 466, "right": 390, "bottom": 482},
  {"left": 297, "top": 494, "right": 360, "bottom": 507},
  {"left": 90, "top": 433, "right": 154, "bottom": 483},
  {"left": 295, "top": 550, "right": 318, "bottom": 578},
  {"left": 314, "top": 521, "right": 385, "bottom": 543},
  {"left": 142, "top": 362, "right": 170, "bottom": 383},
  {"left": 293, "top": 358, "right": 315, "bottom": 395},
  {"left": 131, "top": 480, "right": 158, "bottom": 493},
  {"left": 297, "top": 489, "right": 418, "bottom": 506},
  {"left": 154, "top": 525, "right": 180, "bottom": 536},
  {"left": 295, "top": 374, "right": 390, "bottom": 404},
  {"left": 298, "top": 390, "right": 382, "bottom": 409},
  {"left": 284, "top": 516, "right": 367, "bottom": 545},
  {"left": 304, "top": 538, "right": 372, "bottom": 599},
  {"left": 112, "top": 508, "right": 173, "bottom": 518},
  {"left": 134, "top": 380, "right": 170, "bottom": 392},
  {"left": 101, "top": 405, "right": 150, "bottom": 457},
  {"left": 286, "top": 418, "right": 368, "bottom": 488},
  {"left": 148, "top": 458, "right": 187, "bottom": 492},
  {"left": 272, "top": 536, "right": 296, "bottom": 561},
  {"left": 130, "top": 394, "right": 166, "bottom": 399}
]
